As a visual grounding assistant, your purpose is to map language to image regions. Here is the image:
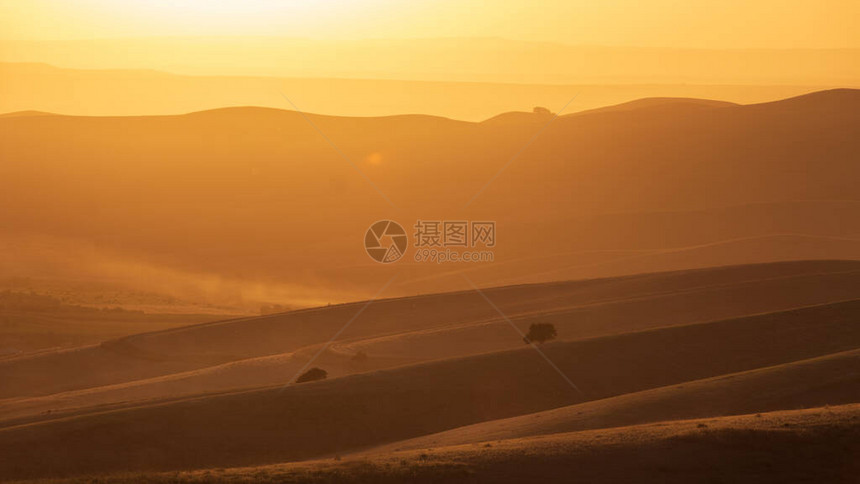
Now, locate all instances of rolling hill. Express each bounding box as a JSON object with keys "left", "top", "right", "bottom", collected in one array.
[
  {"left": 67, "top": 405, "right": 859, "bottom": 484},
  {"left": 375, "top": 348, "right": 860, "bottom": 453},
  {"left": 0, "top": 279, "right": 858, "bottom": 480},
  {"left": 0, "top": 260, "right": 857, "bottom": 408},
  {"left": 1, "top": 89, "right": 858, "bottom": 481},
  {"left": 1, "top": 90, "right": 858, "bottom": 307},
  {"left": 1, "top": 62, "right": 832, "bottom": 121}
]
